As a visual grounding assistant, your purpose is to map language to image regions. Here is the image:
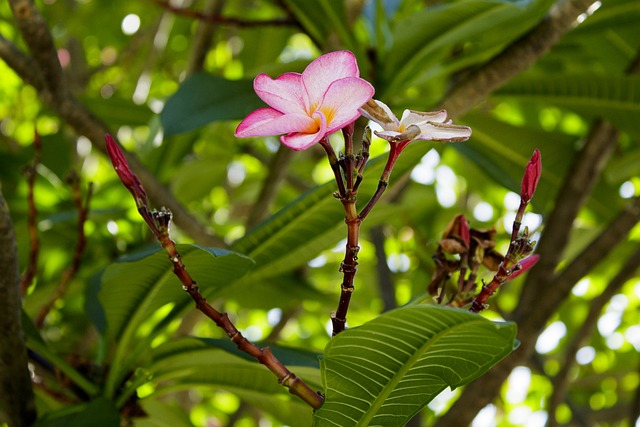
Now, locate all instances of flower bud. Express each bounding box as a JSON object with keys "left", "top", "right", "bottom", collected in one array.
[
  {"left": 105, "top": 134, "right": 148, "bottom": 208},
  {"left": 521, "top": 149, "right": 541, "bottom": 203}
]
